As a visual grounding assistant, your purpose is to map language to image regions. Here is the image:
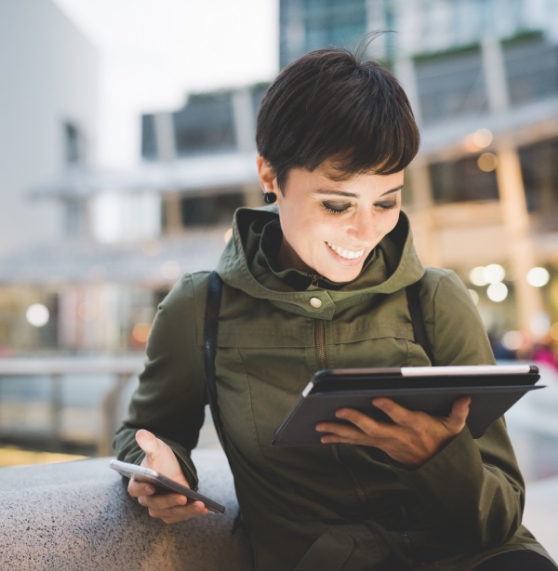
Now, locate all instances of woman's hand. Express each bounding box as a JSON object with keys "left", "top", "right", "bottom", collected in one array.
[
  {"left": 127, "top": 429, "right": 208, "bottom": 524},
  {"left": 316, "top": 397, "right": 471, "bottom": 468}
]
